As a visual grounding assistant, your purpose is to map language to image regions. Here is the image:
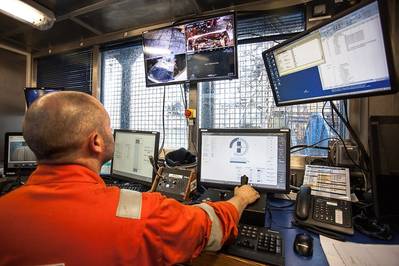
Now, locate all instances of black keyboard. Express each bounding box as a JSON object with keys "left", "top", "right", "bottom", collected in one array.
[
  {"left": 106, "top": 181, "right": 149, "bottom": 192},
  {"left": 224, "top": 224, "right": 284, "bottom": 266}
]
